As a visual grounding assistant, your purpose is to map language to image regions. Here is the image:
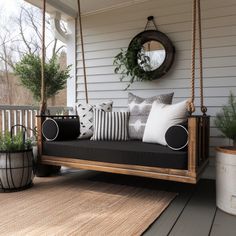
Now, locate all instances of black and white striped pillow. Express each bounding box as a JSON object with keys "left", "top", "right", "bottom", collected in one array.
[{"left": 92, "top": 109, "right": 130, "bottom": 141}]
